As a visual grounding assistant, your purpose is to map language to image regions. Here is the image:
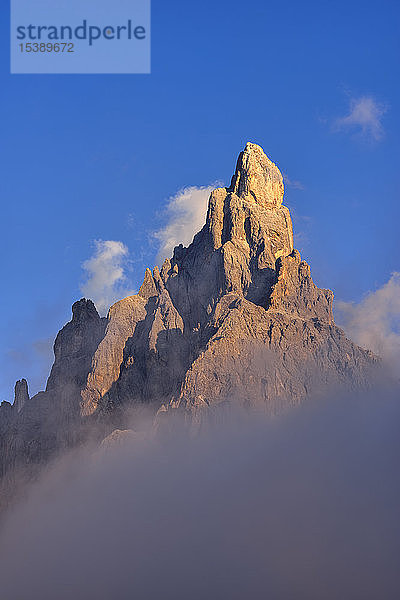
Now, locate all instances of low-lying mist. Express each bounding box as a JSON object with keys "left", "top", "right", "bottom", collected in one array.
[{"left": 0, "top": 387, "right": 399, "bottom": 600}]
